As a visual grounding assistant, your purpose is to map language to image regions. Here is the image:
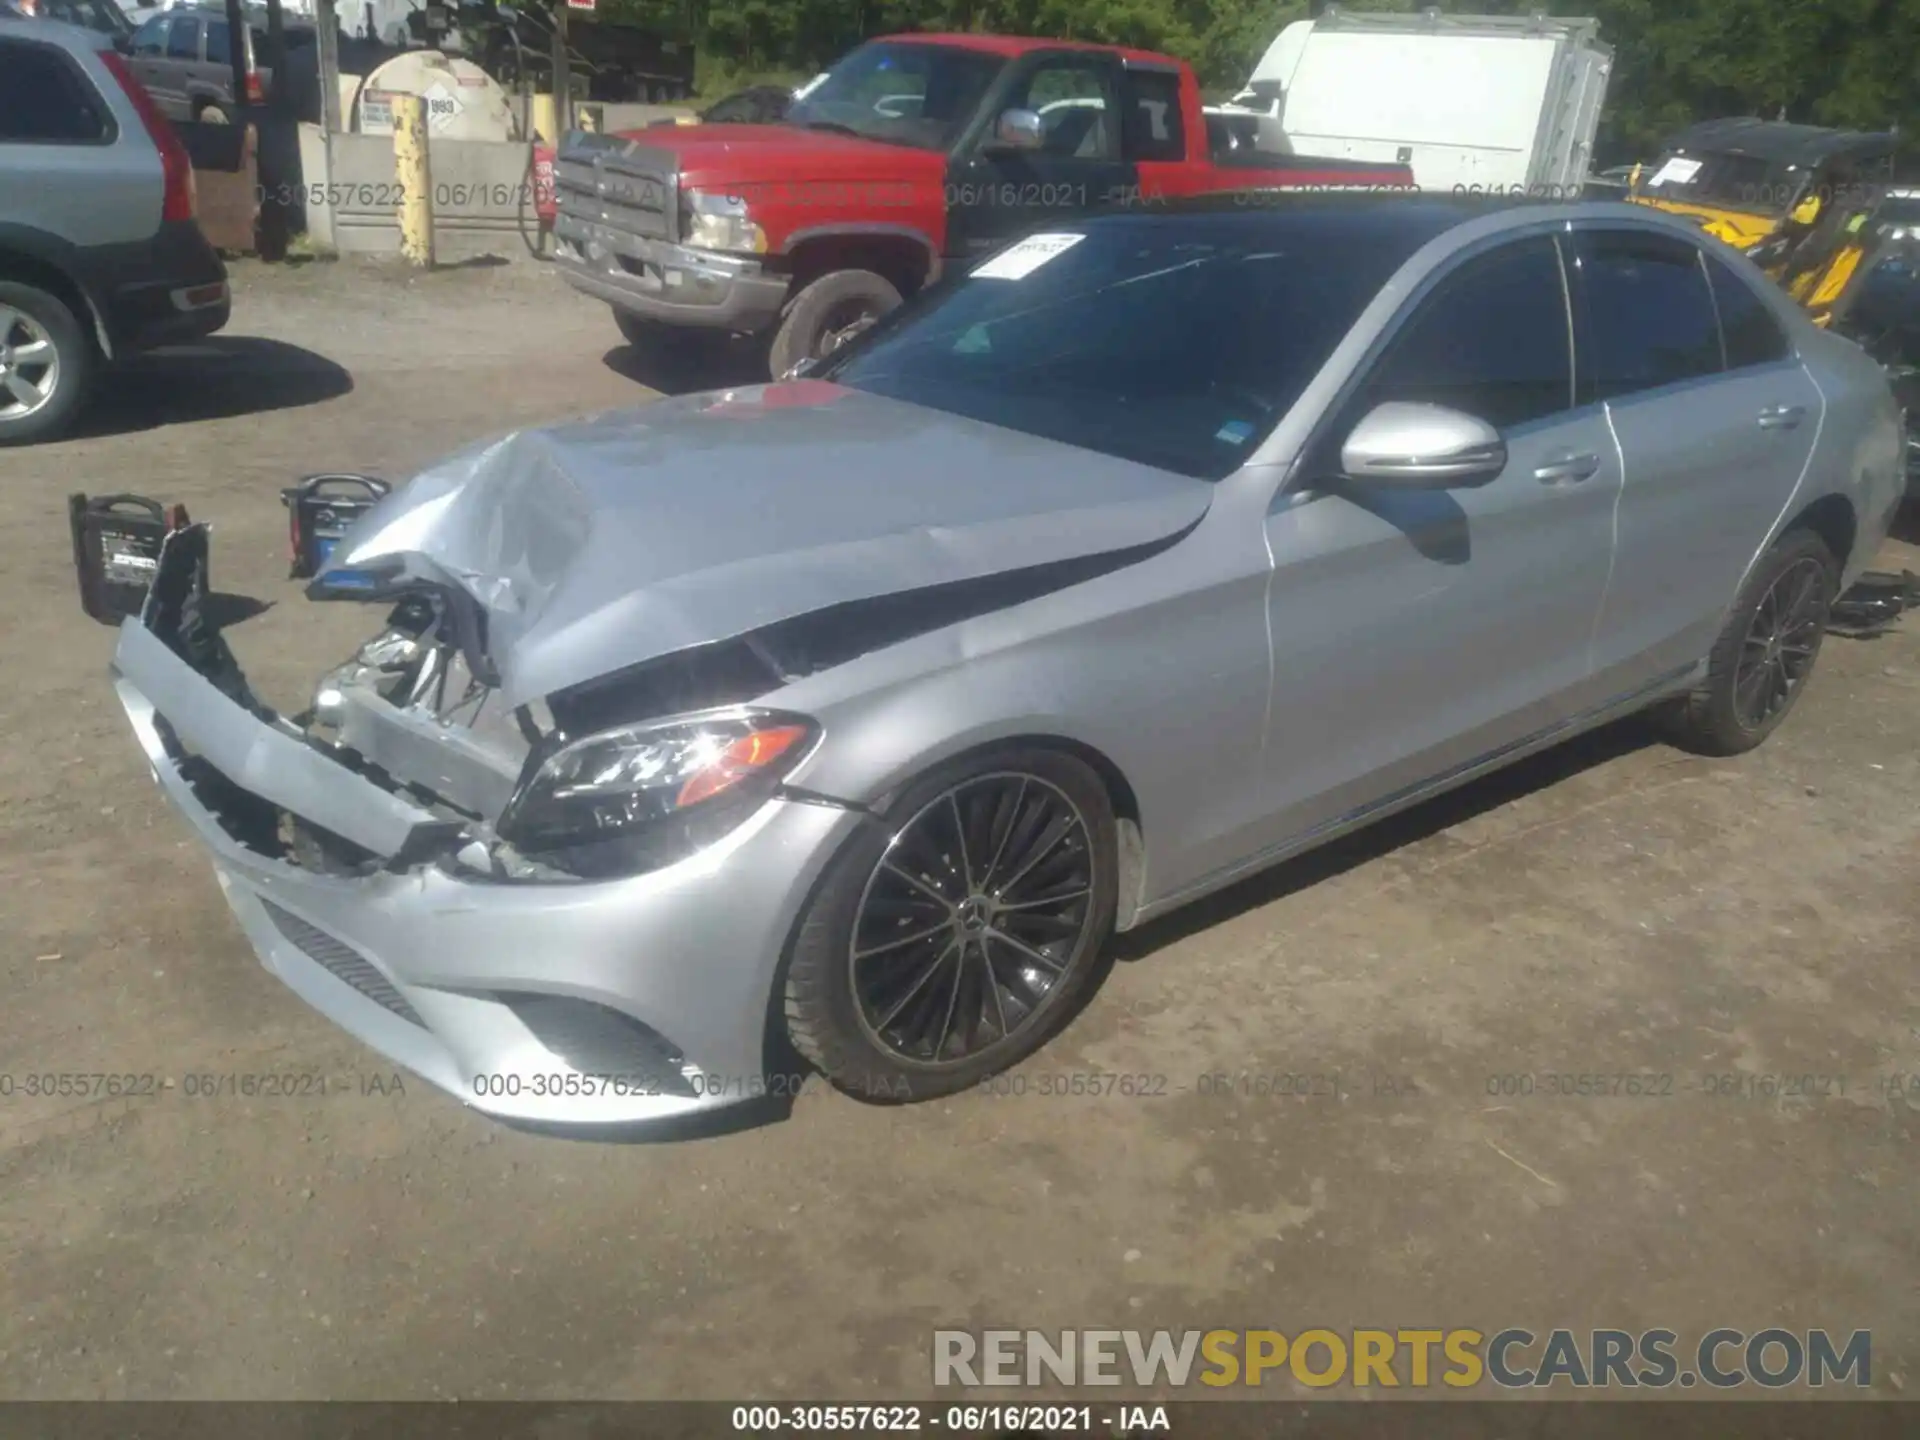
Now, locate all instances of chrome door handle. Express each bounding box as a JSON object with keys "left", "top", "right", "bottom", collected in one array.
[
  {"left": 1758, "top": 404, "right": 1807, "bottom": 429},
  {"left": 1533, "top": 453, "right": 1600, "bottom": 484}
]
